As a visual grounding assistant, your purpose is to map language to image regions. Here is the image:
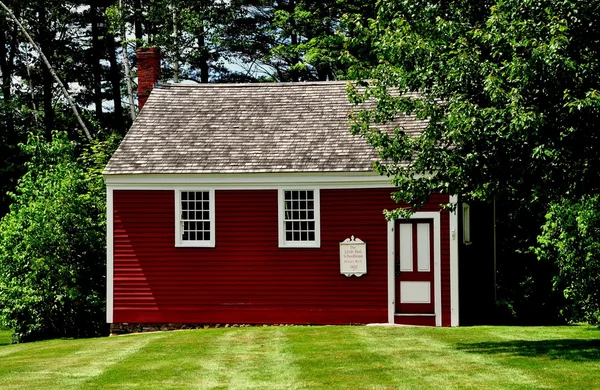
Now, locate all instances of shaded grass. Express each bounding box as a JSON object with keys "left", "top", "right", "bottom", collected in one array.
[
  {"left": 0, "top": 329, "right": 12, "bottom": 346},
  {"left": 0, "top": 325, "right": 599, "bottom": 389}
]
